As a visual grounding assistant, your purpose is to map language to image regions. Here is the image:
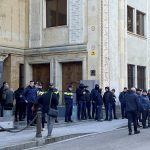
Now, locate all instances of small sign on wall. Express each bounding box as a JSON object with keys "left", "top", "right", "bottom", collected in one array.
[
  {"left": 90, "top": 70, "right": 96, "bottom": 76},
  {"left": 89, "top": 50, "right": 96, "bottom": 56}
]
